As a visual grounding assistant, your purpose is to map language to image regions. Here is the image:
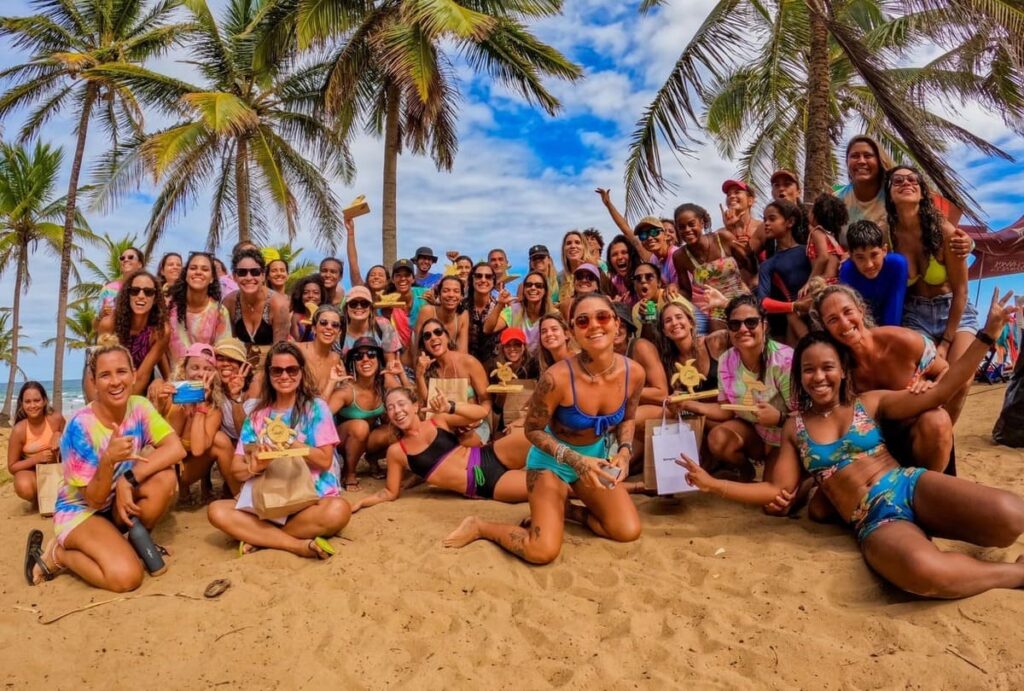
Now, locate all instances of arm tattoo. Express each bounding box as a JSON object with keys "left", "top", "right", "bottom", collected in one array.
[{"left": 506, "top": 528, "right": 528, "bottom": 558}]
